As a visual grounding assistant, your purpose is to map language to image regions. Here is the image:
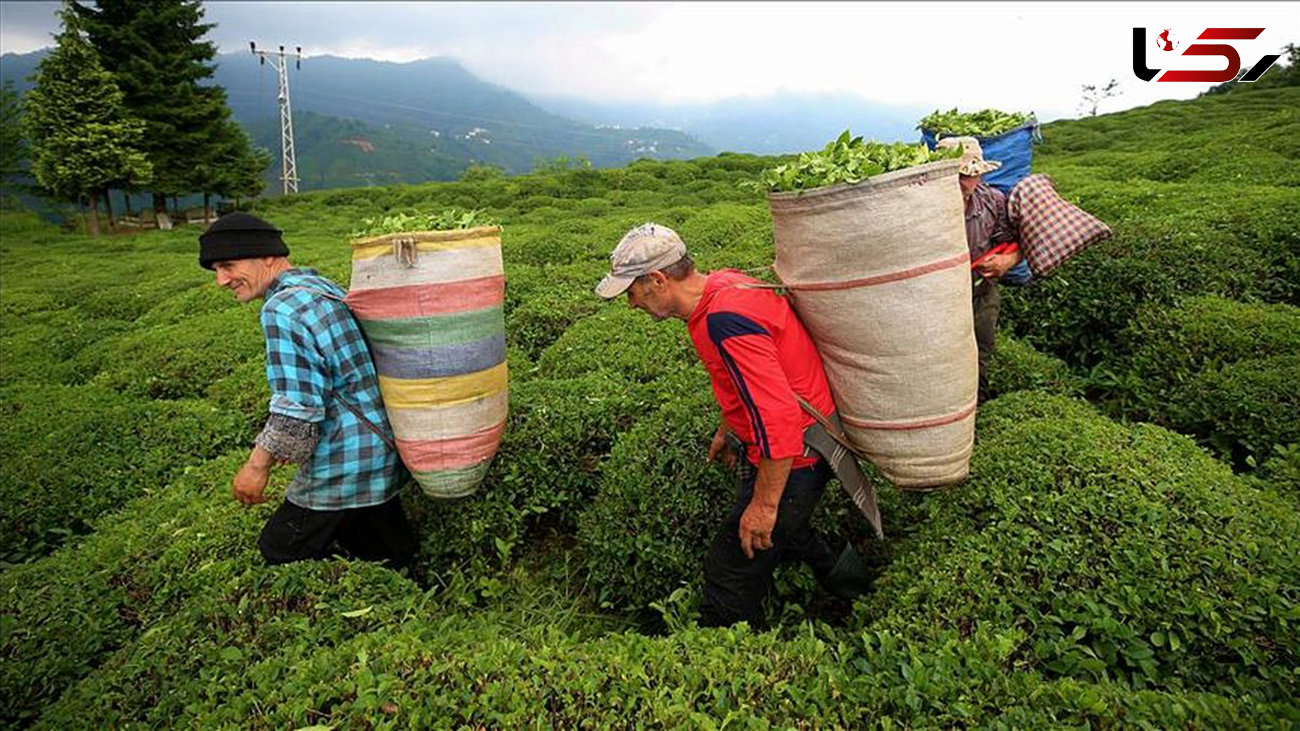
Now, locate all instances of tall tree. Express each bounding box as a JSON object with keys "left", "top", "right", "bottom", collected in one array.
[
  {"left": 200, "top": 120, "right": 270, "bottom": 214},
  {"left": 72, "top": 0, "right": 255, "bottom": 226},
  {"left": 0, "top": 80, "right": 26, "bottom": 203},
  {"left": 23, "top": 6, "right": 151, "bottom": 236}
]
